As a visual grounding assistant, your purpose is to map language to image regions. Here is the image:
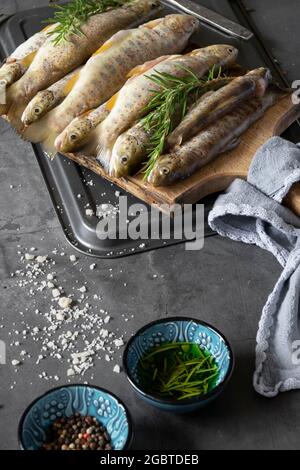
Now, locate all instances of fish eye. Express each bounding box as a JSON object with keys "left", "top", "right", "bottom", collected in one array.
[
  {"left": 228, "top": 48, "right": 233, "bottom": 53},
  {"left": 70, "top": 133, "right": 78, "bottom": 141},
  {"left": 34, "top": 107, "right": 41, "bottom": 115},
  {"left": 120, "top": 155, "right": 128, "bottom": 165},
  {"left": 160, "top": 167, "right": 170, "bottom": 176}
]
